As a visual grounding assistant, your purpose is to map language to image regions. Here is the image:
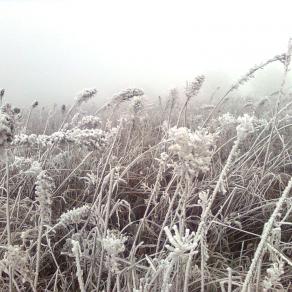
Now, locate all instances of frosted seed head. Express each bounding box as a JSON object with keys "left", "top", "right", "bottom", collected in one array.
[{"left": 76, "top": 88, "right": 97, "bottom": 105}]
